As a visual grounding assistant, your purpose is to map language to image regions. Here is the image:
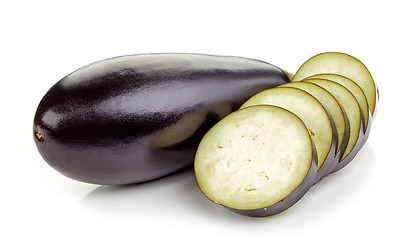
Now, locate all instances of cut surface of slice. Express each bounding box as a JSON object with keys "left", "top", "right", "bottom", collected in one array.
[
  {"left": 292, "top": 52, "right": 377, "bottom": 115},
  {"left": 305, "top": 73, "right": 370, "bottom": 133},
  {"left": 303, "top": 79, "right": 361, "bottom": 162},
  {"left": 241, "top": 87, "right": 334, "bottom": 173},
  {"left": 194, "top": 105, "right": 317, "bottom": 216}
]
